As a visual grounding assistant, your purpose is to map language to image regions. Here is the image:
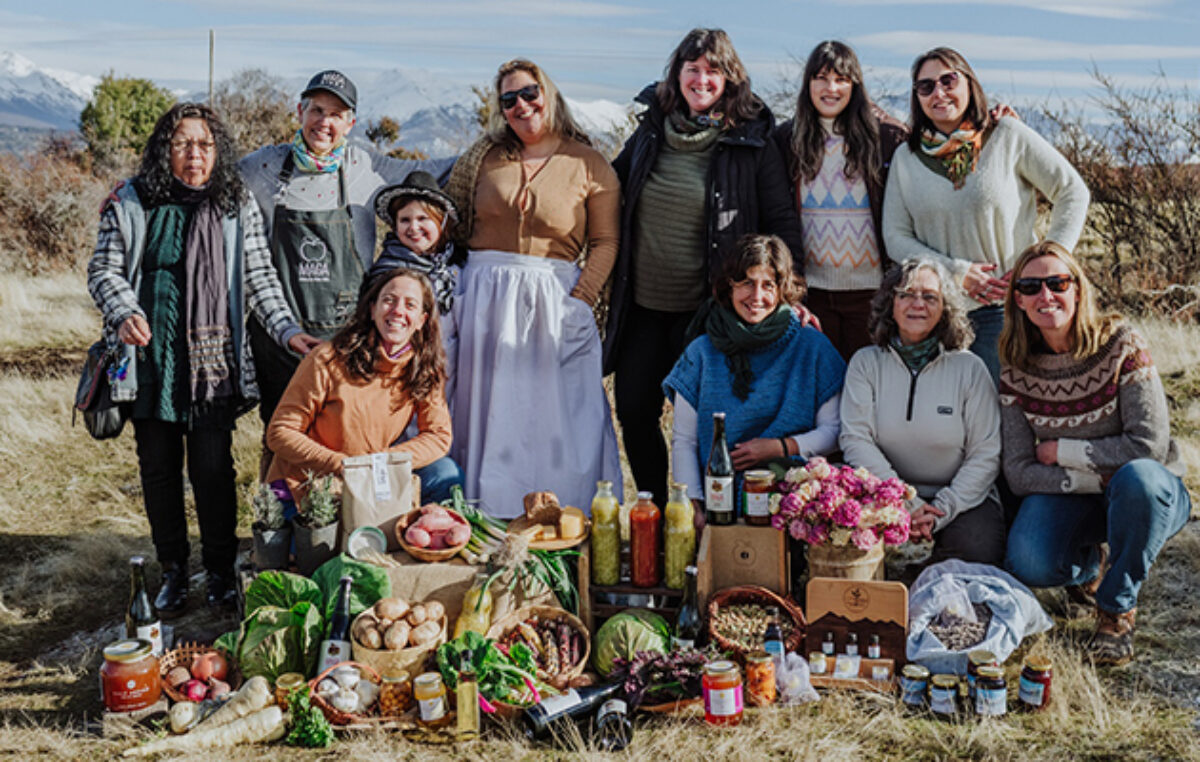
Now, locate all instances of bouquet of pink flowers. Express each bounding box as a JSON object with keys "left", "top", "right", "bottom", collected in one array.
[{"left": 768, "top": 457, "right": 915, "bottom": 549}]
